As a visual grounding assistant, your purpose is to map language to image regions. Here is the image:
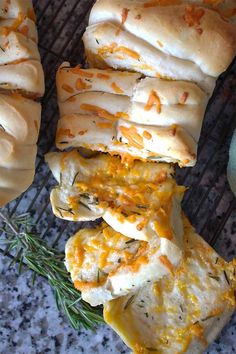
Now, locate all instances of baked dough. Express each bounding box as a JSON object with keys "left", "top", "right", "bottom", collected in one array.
[
  {"left": 57, "top": 62, "right": 142, "bottom": 102},
  {"left": 104, "top": 218, "right": 236, "bottom": 354},
  {"left": 0, "top": 60, "right": 45, "bottom": 97},
  {"left": 89, "top": 0, "right": 236, "bottom": 77},
  {"left": 65, "top": 222, "right": 183, "bottom": 306},
  {"left": 46, "top": 150, "right": 185, "bottom": 243},
  {"left": 0, "top": 94, "right": 41, "bottom": 207},
  {"left": 0, "top": 1, "right": 44, "bottom": 207},
  {"left": 0, "top": 16, "right": 38, "bottom": 42},
  {"left": 0, "top": 0, "right": 34, "bottom": 20},
  {"left": 56, "top": 64, "right": 207, "bottom": 166},
  {"left": 0, "top": 31, "right": 40, "bottom": 65}
]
